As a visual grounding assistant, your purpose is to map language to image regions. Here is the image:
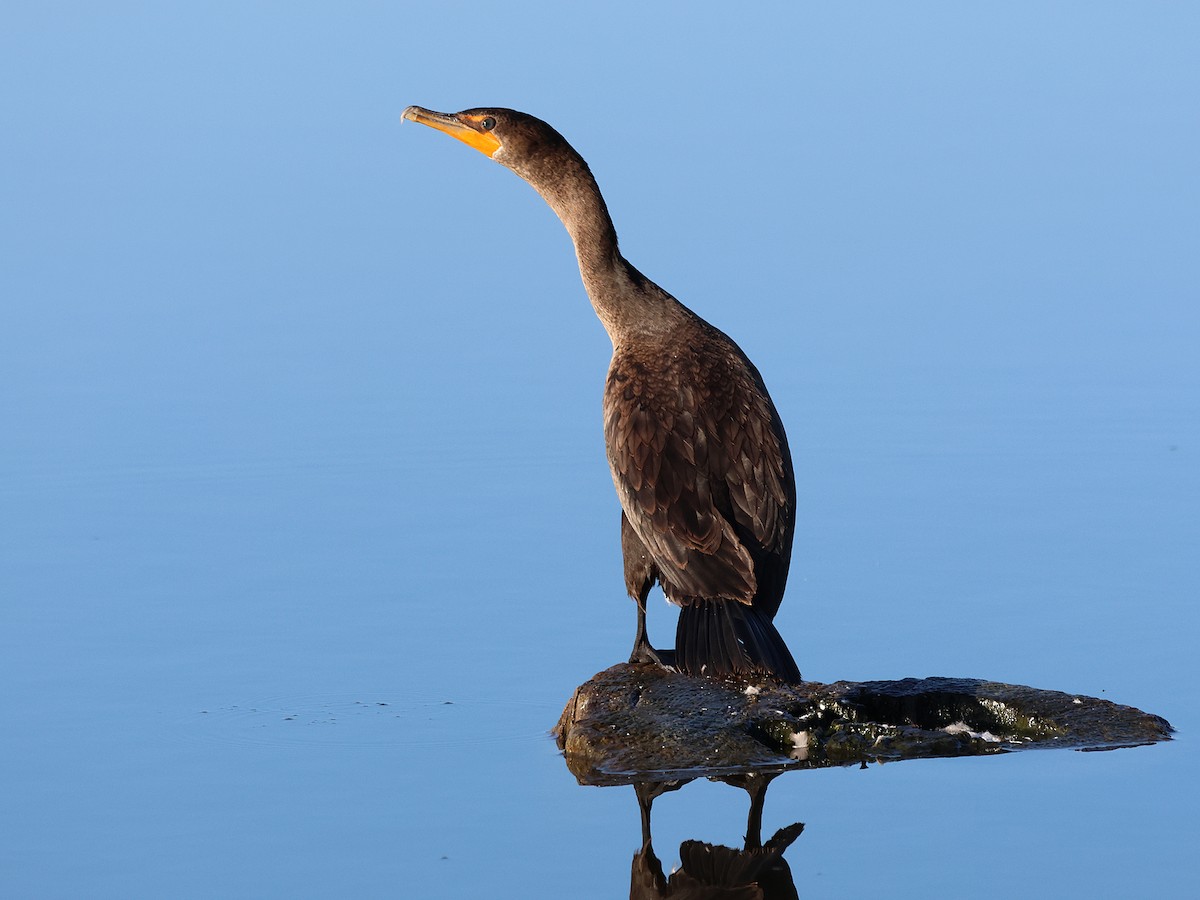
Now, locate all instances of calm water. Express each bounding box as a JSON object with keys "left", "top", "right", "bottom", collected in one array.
[
  {"left": 3, "top": 359, "right": 1191, "bottom": 896},
  {"left": 3, "top": 4, "right": 1197, "bottom": 897}
]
